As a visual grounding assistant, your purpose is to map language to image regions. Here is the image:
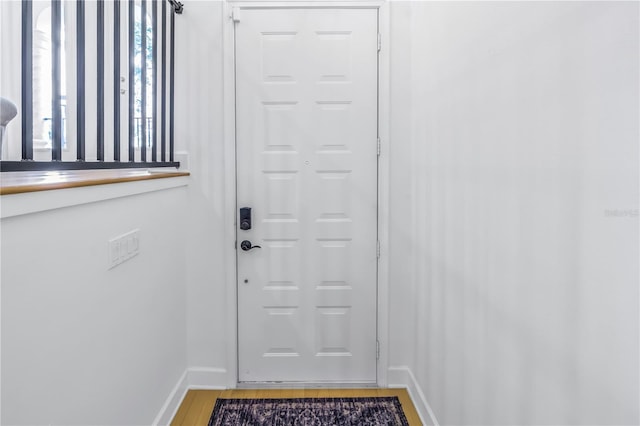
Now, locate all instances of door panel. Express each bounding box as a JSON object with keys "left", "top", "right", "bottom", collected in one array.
[{"left": 236, "top": 8, "right": 378, "bottom": 383}]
